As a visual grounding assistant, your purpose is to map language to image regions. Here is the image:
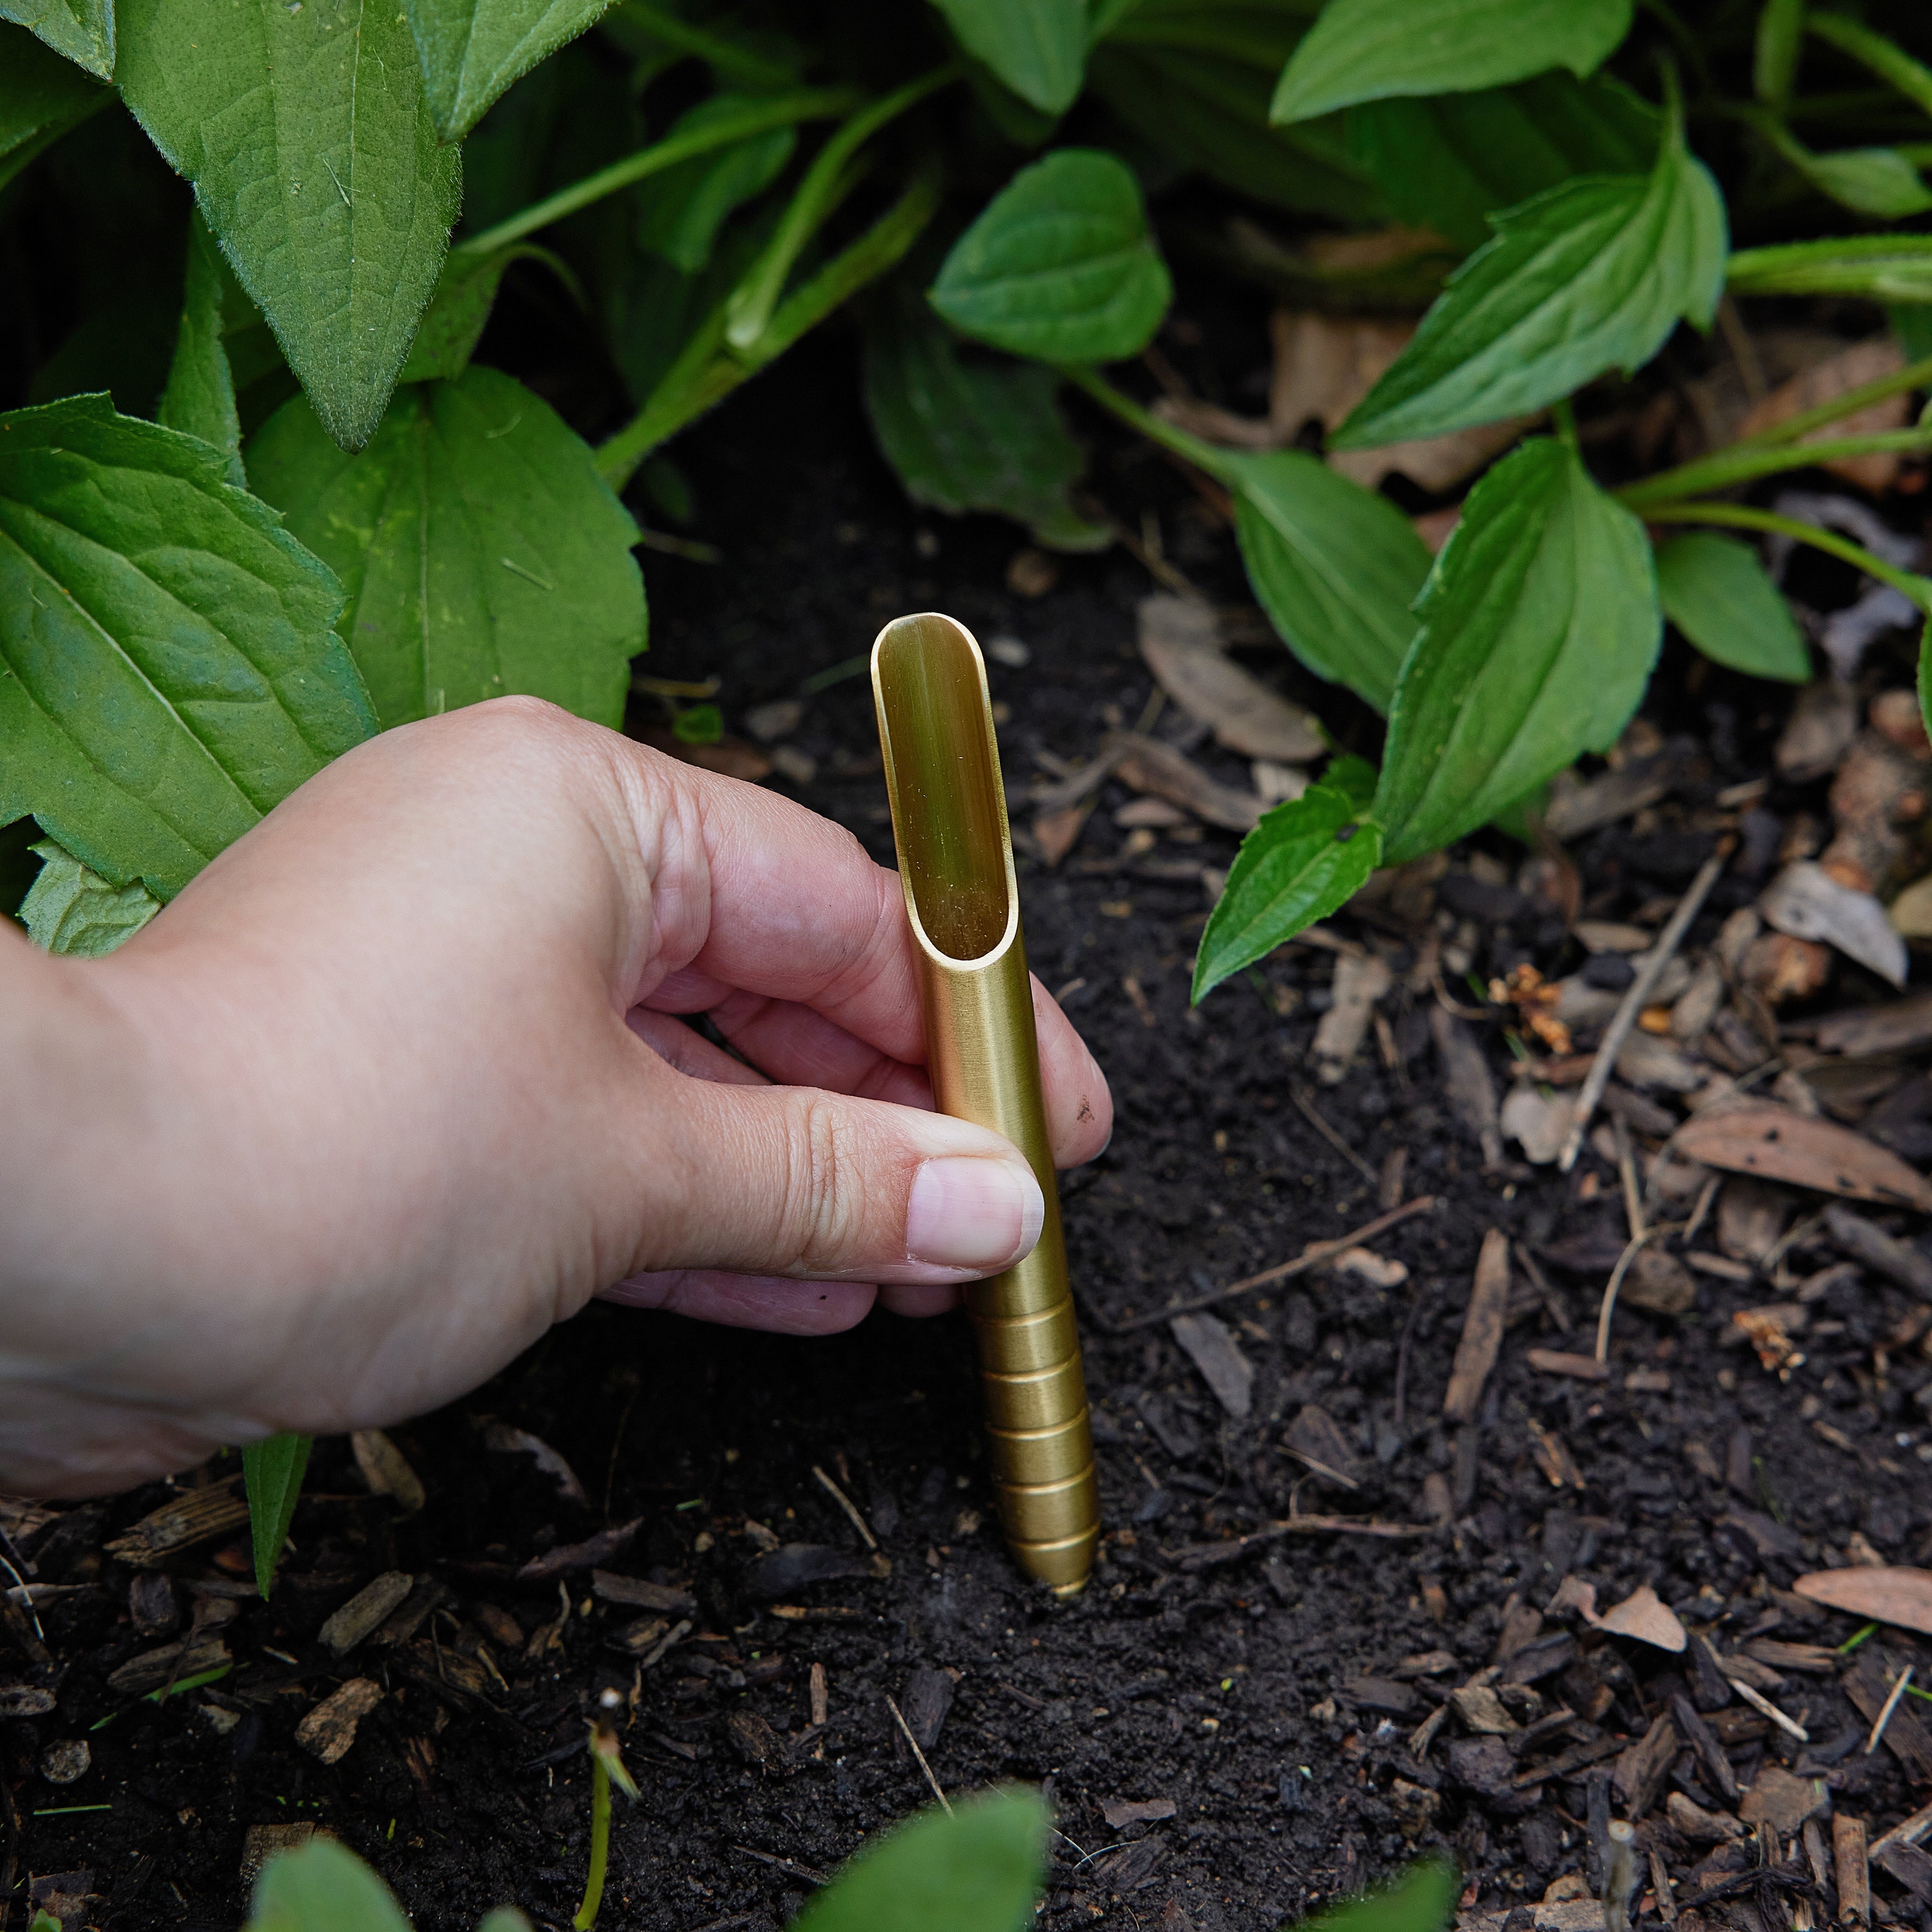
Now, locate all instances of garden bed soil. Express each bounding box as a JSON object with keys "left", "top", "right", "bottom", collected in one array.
[{"left": 8, "top": 332, "right": 1932, "bottom": 1932}]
